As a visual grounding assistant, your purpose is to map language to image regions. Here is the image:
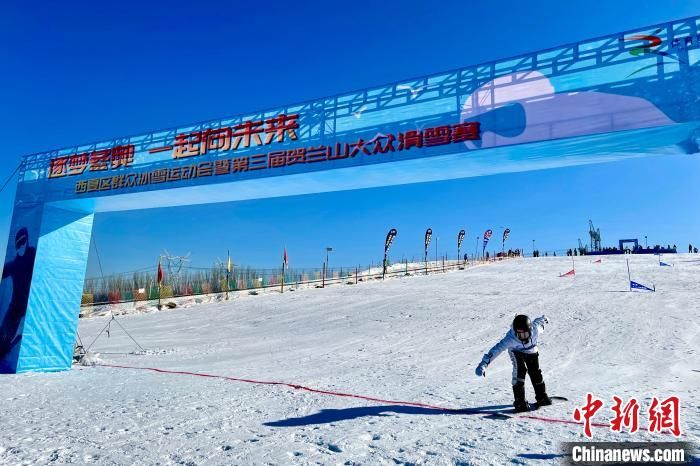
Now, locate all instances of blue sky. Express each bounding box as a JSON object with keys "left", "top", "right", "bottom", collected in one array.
[{"left": 1, "top": 1, "right": 700, "bottom": 274}]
